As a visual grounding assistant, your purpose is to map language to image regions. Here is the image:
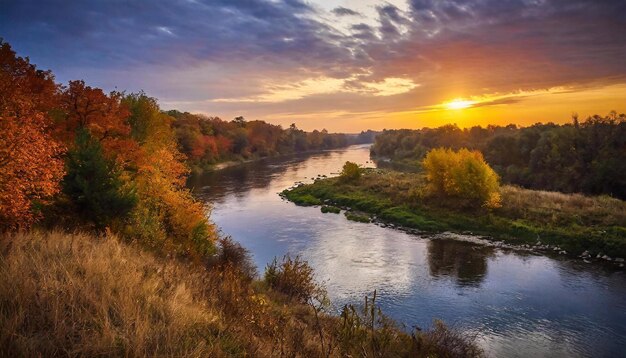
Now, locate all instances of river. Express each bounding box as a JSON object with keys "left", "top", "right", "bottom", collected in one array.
[{"left": 189, "top": 144, "right": 626, "bottom": 358}]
